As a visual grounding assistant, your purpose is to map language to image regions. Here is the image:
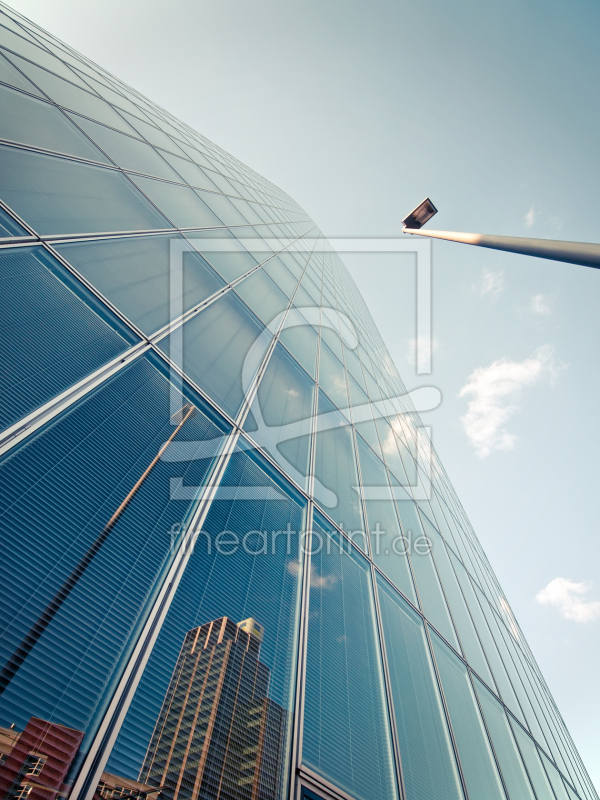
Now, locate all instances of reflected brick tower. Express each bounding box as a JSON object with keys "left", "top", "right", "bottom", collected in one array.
[{"left": 140, "top": 619, "right": 286, "bottom": 800}]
